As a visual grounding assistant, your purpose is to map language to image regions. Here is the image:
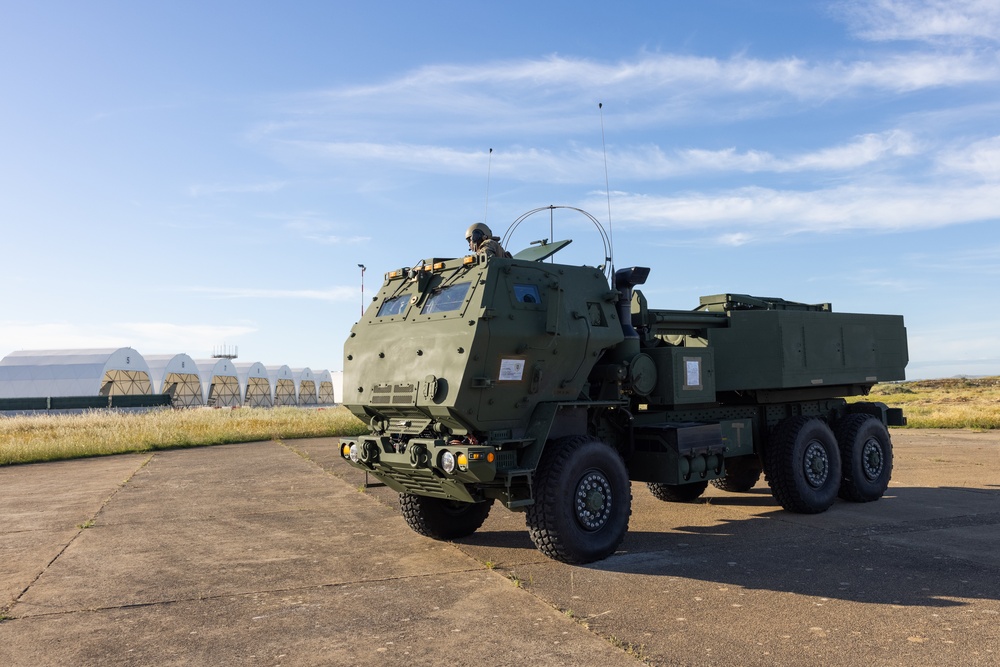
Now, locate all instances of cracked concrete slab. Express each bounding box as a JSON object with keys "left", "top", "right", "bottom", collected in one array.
[{"left": 2, "top": 430, "right": 999, "bottom": 666}]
